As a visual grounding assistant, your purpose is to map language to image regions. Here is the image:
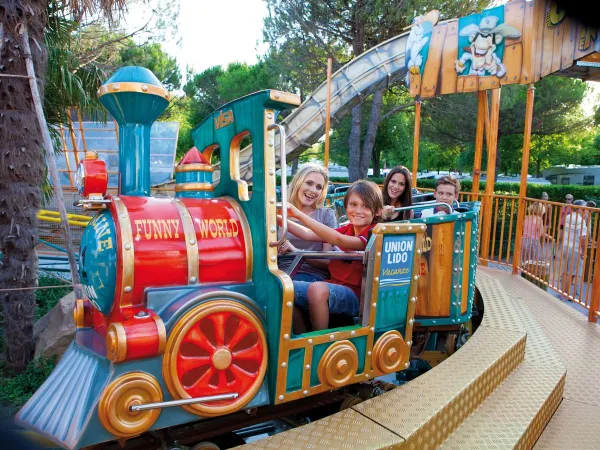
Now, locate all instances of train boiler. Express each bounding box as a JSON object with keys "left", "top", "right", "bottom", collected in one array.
[{"left": 16, "top": 66, "right": 480, "bottom": 450}]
